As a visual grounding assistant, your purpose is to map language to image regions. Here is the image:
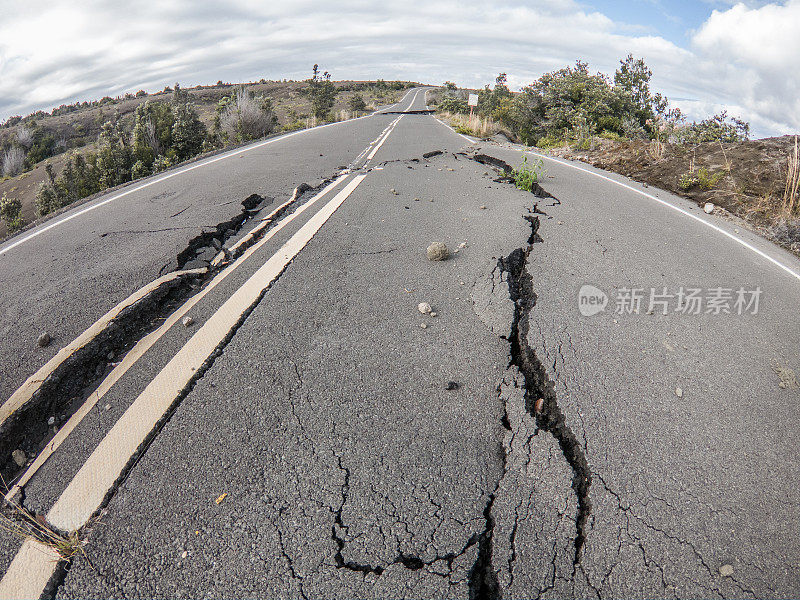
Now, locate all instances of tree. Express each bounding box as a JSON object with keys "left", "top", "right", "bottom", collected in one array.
[
  {"left": 131, "top": 101, "right": 175, "bottom": 172},
  {"left": 307, "top": 65, "right": 337, "bottom": 120},
  {"left": 172, "top": 101, "right": 206, "bottom": 160},
  {"left": 477, "top": 72, "right": 513, "bottom": 118},
  {"left": 683, "top": 111, "right": 750, "bottom": 143},
  {"left": 0, "top": 193, "right": 23, "bottom": 232},
  {"left": 172, "top": 82, "right": 188, "bottom": 104},
  {"left": 97, "top": 112, "right": 133, "bottom": 187},
  {"left": 614, "top": 54, "right": 668, "bottom": 128},
  {"left": 511, "top": 61, "right": 625, "bottom": 144}
]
